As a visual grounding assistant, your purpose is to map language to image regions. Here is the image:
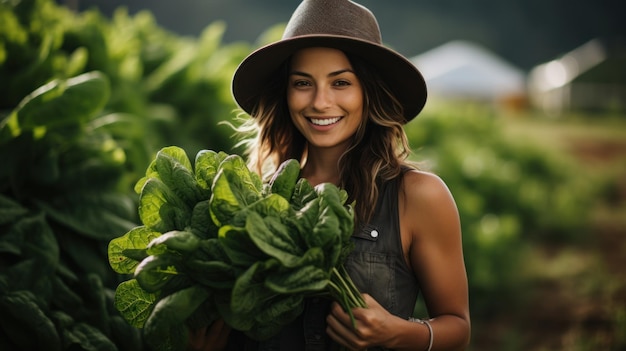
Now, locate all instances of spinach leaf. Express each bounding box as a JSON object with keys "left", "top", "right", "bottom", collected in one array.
[
  {"left": 0, "top": 290, "right": 61, "bottom": 351},
  {"left": 194, "top": 149, "right": 228, "bottom": 191},
  {"left": 109, "top": 226, "right": 161, "bottom": 275},
  {"left": 209, "top": 154, "right": 262, "bottom": 226},
  {"left": 134, "top": 254, "right": 179, "bottom": 293},
  {"left": 113, "top": 279, "right": 157, "bottom": 329},
  {"left": 148, "top": 230, "right": 201, "bottom": 253},
  {"left": 1, "top": 71, "right": 110, "bottom": 144},
  {"left": 139, "top": 177, "right": 191, "bottom": 232},
  {"left": 189, "top": 200, "right": 219, "bottom": 239},
  {"left": 246, "top": 211, "right": 303, "bottom": 267},
  {"left": 144, "top": 286, "right": 210, "bottom": 351}
]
